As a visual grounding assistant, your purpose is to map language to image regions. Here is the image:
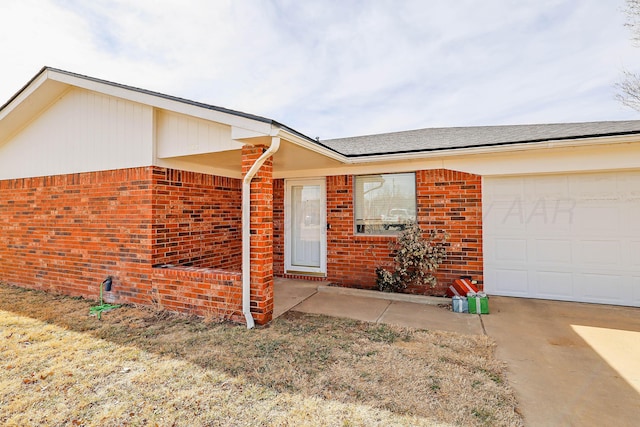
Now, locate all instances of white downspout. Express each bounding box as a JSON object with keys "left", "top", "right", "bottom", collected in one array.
[{"left": 242, "top": 136, "right": 281, "bottom": 329}]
